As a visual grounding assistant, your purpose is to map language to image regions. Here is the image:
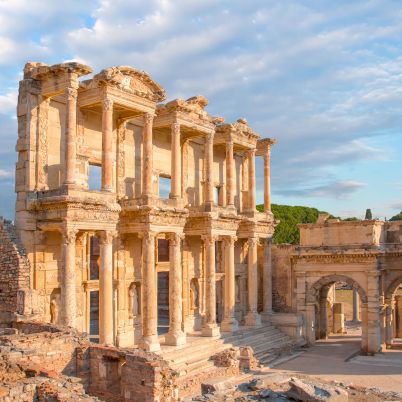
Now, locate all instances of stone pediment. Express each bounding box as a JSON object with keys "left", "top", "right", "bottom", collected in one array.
[
  {"left": 157, "top": 95, "right": 223, "bottom": 124},
  {"left": 83, "top": 66, "right": 166, "bottom": 102},
  {"left": 217, "top": 118, "right": 260, "bottom": 139},
  {"left": 26, "top": 62, "right": 92, "bottom": 80}
]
